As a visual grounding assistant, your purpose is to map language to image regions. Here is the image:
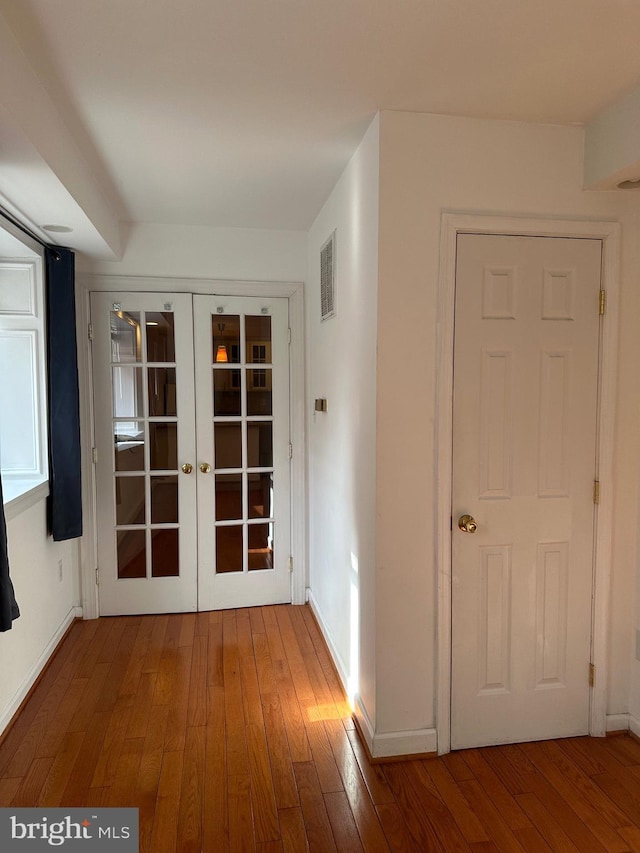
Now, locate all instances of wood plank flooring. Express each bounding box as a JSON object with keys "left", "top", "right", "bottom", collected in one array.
[{"left": 1, "top": 605, "right": 640, "bottom": 851}]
